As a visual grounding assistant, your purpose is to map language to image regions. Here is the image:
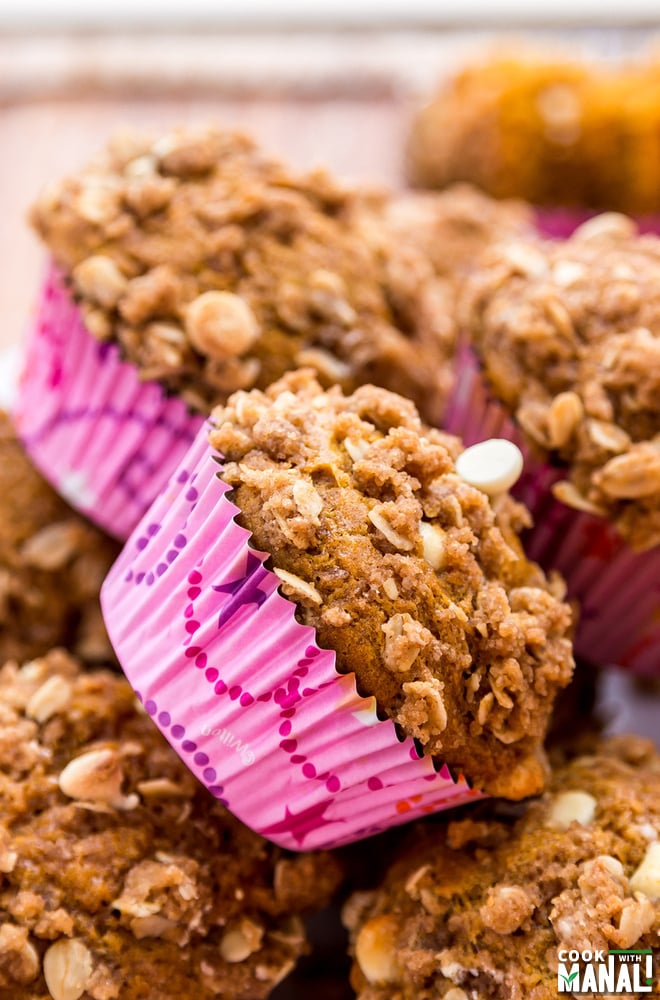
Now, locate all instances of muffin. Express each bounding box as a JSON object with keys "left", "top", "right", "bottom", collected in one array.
[
  {"left": 101, "top": 369, "right": 574, "bottom": 849},
  {"left": 346, "top": 735, "right": 660, "bottom": 999},
  {"left": 407, "top": 48, "right": 660, "bottom": 227},
  {"left": 19, "top": 126, "right": 455, "bottom": 539},
  {"left": 0, "top": 647, "right": 343, "bottom": 999},
  {"left": 449, "top": 215, "right": 660, "bottom": 673},
  {"left": 0, "top": 411, "right": 118, "bottom": 666}
]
